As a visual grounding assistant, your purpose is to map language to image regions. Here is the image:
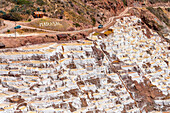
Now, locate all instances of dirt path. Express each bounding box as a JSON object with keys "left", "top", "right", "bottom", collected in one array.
[
  {"left": 0, "top": 20, "right": 15, "bottom": 33},
  {"left": 0, "top": 5, "right": 168, "bottom": 36},
  {"left": 0, "top": 7, "right": 131, "bottom": 36}
]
